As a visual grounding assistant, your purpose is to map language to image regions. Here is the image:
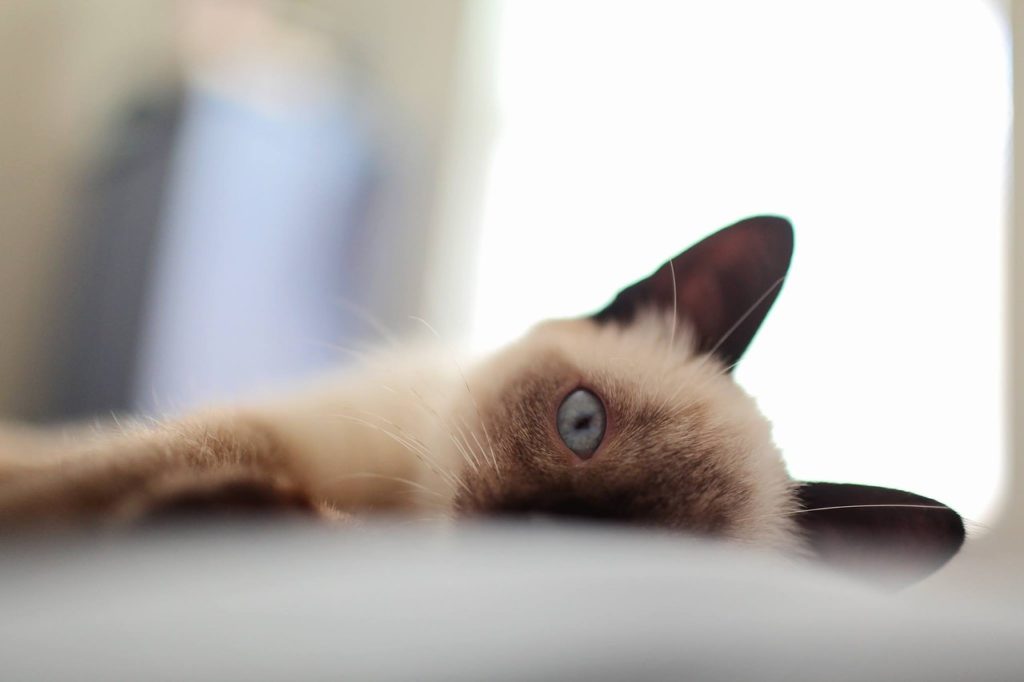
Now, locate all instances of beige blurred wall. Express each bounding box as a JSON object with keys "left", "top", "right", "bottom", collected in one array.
[
  {"left": 0, "top": 1, "right": 177, "bottom": 417},
  {"left": 1004, "top": 0, "right": 1022, "bottom": 541},
  {"left": 923, "top": 0, "right": 1019, "bottom": 599},
  {"left": 976, "top": 0, "right": 1019, "bottom": 550},
  {"left": 319, "top": 0, "right": 474, "bottom": 338},
  {"left": 0, "top": 0, "right": 469, "bottom": 418}
]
